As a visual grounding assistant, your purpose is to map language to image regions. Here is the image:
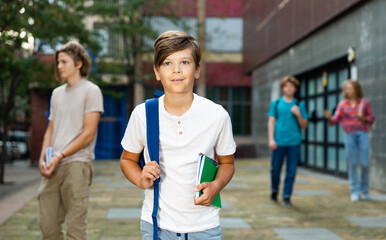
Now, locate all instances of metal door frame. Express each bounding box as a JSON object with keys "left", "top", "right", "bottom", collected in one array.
[{"left": 296, "top": 56, "right": 350, "bottom": 177}]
